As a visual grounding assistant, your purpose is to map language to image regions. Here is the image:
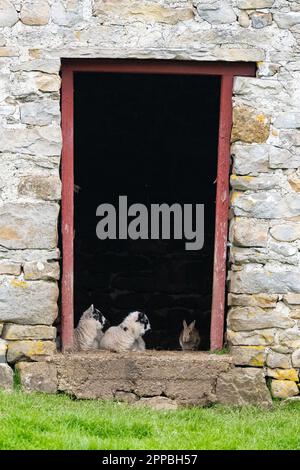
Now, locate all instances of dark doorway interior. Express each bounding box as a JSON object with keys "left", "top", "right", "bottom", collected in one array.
[{"left": 74, "top": 72, "right": 220, "bottom": 350}]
